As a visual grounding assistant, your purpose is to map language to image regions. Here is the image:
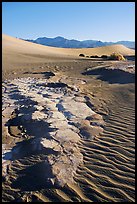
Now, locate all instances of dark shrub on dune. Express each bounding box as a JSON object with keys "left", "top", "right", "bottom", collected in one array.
[
  {"left": 101, "top": 55, "right": 108, "bottom": 59},
  {"left": 79, "top": 53, "right": 85, "bottom": 57},
  {"left": 90, "top": 55, "right": 100, "bottom": 58}
]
